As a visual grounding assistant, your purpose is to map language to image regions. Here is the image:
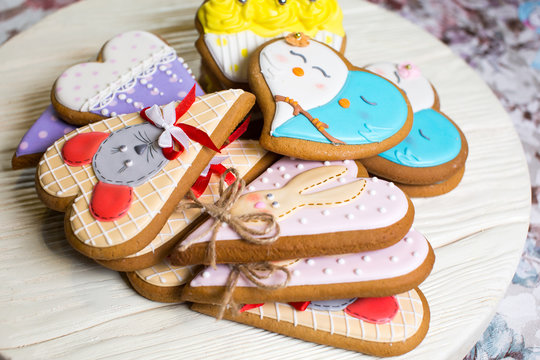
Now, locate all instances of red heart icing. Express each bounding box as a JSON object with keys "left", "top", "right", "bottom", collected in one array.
[
  {"left": 239, "top": 303, "right": 264, "bottom": 312},
  {"left": 288, "top": 301, "right": 310, "bottom": 311},
  {"left": 90, "top": 181, "right": 133, "bottom": 222},
  {"left": 61, "top": 132, "right": 108, "bottom": 166},
  {"left": 344, "top": 296, "right": 399, "bottom": 324}
]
